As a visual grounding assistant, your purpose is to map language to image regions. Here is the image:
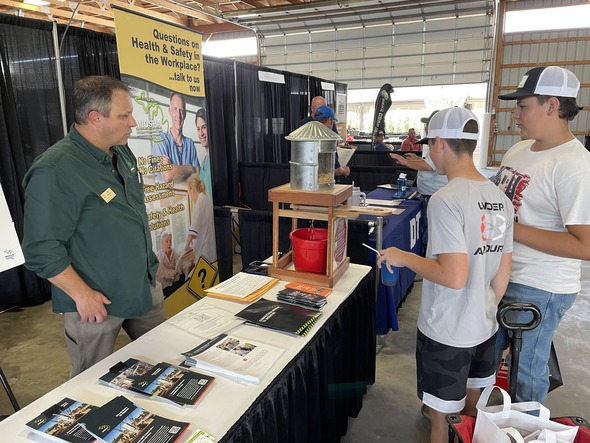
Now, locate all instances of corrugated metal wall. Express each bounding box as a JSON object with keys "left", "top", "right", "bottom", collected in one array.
[
  {"left": 259, "top": 13, "right": 494, "bottom": 89},
  {"left": 488, "top": 1, "right": 590, "bottom": 166},
  {"left": 210, "top": 0, "right": 590, "bottom": 165}
]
